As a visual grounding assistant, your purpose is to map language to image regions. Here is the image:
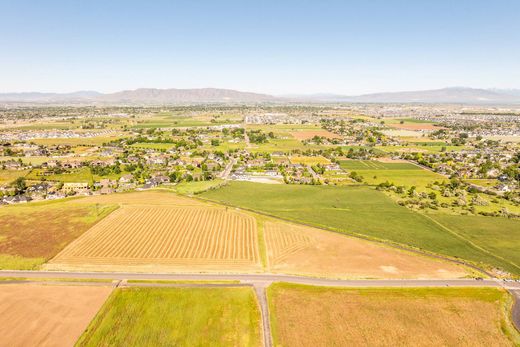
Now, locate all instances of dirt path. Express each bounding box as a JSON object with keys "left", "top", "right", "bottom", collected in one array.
[
  {"left": 254, "top": 283, "right": 273, "bottom": 347},
  {"left": 510, "top": 289, "right": 520, "bottom": 332}
]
